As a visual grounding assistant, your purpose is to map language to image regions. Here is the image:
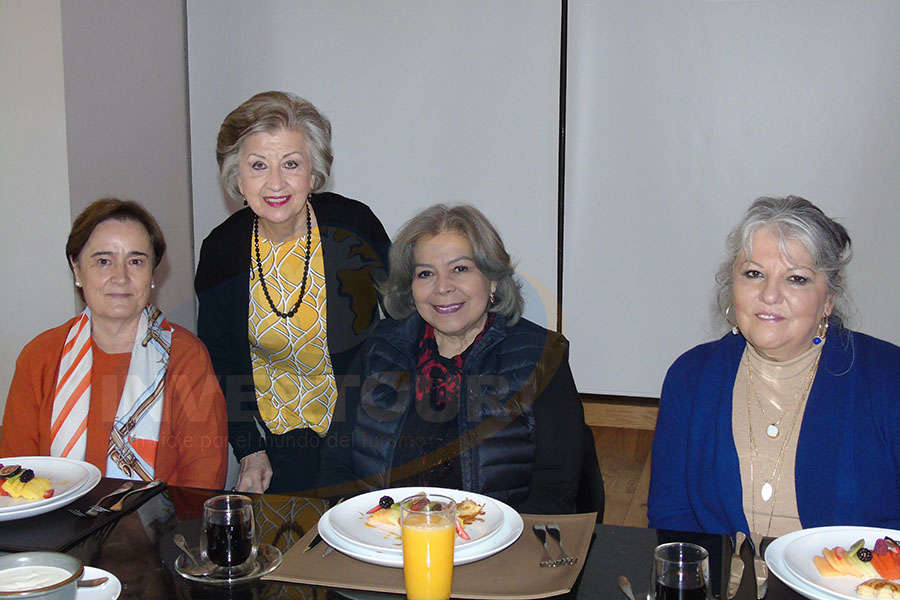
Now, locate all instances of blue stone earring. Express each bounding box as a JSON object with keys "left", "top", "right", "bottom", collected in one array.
[{"left": 813, "top": 317, "right": 829, "bottom": 345}]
